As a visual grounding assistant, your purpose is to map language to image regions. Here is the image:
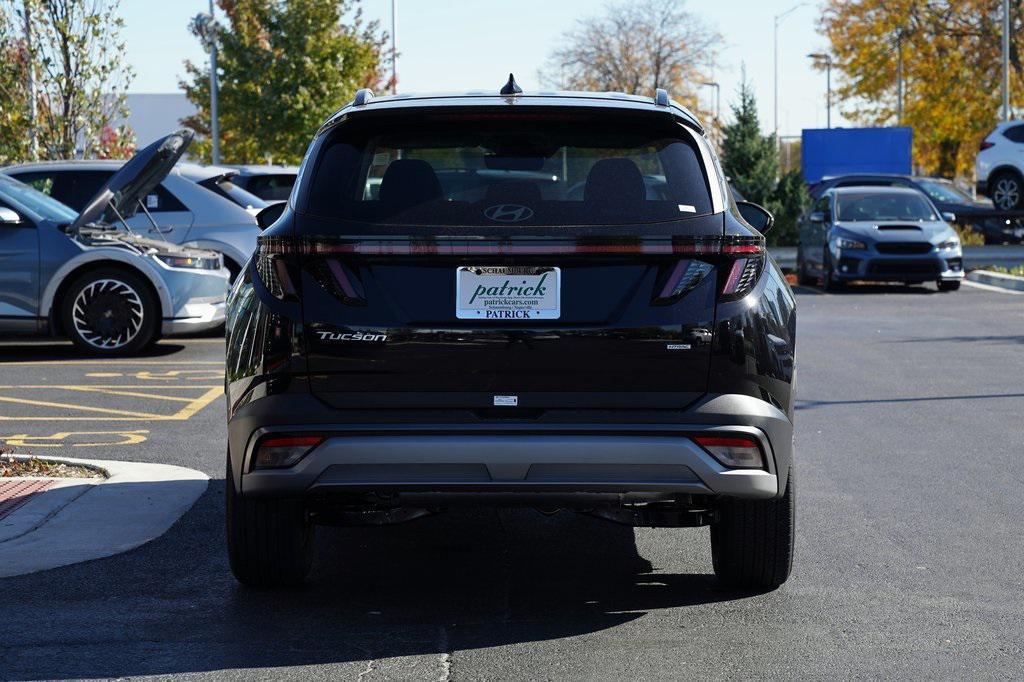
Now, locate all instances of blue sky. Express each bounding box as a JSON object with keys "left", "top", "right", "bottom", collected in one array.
[{"left": 120, "top": 0, "right": 847, "bottom": 136}]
